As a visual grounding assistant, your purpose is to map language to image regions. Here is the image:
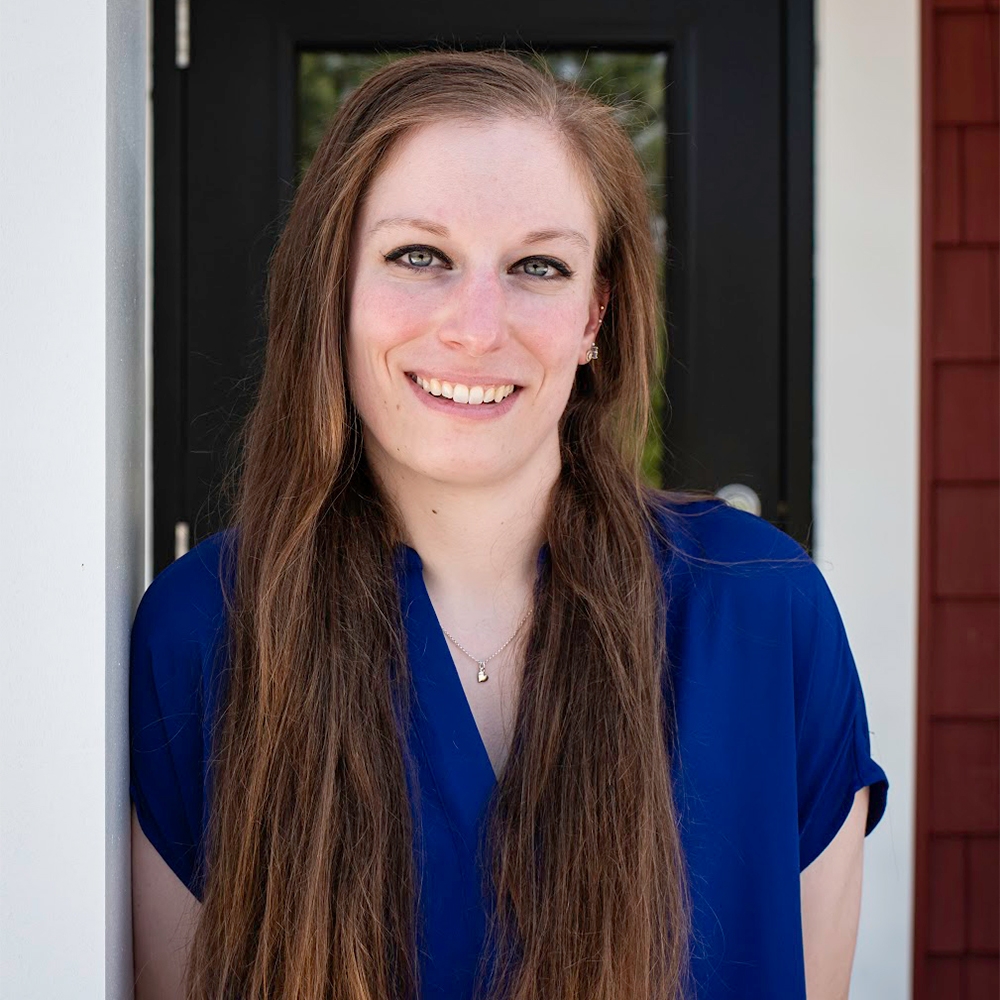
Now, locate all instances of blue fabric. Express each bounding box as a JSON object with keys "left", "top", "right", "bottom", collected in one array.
[{"left": 129, "top": 497, "right": 888, "bottom": 999}]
